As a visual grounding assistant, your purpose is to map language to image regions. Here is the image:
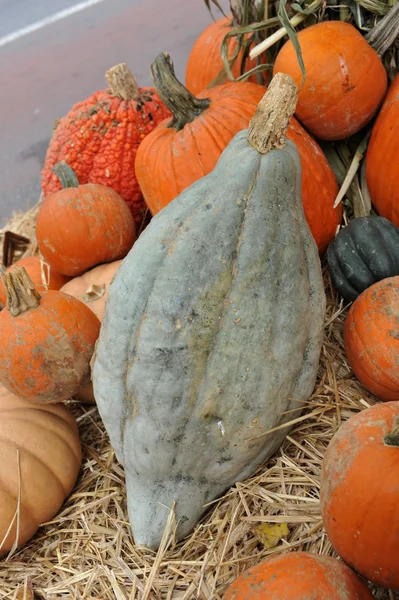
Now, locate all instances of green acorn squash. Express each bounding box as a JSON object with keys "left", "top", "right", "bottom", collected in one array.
[
  {"left": 92, "top": 74, "right": 326, "bottom": 550},
  {"left": 327, "top": 216, "right": 399, "bottom": 302}
]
